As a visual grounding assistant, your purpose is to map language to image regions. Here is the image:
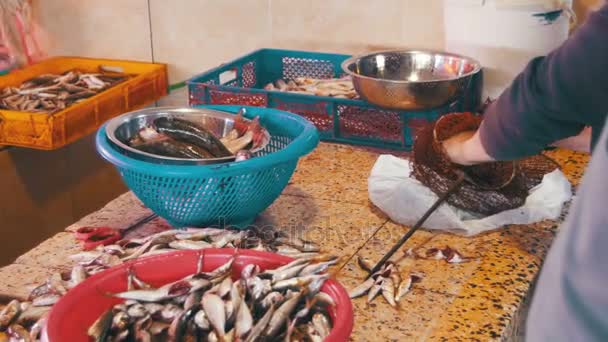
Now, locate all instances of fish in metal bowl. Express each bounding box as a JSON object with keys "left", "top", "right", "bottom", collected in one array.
[{"left": 105, "top": 107, "right": 270, "bottom": 165}]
